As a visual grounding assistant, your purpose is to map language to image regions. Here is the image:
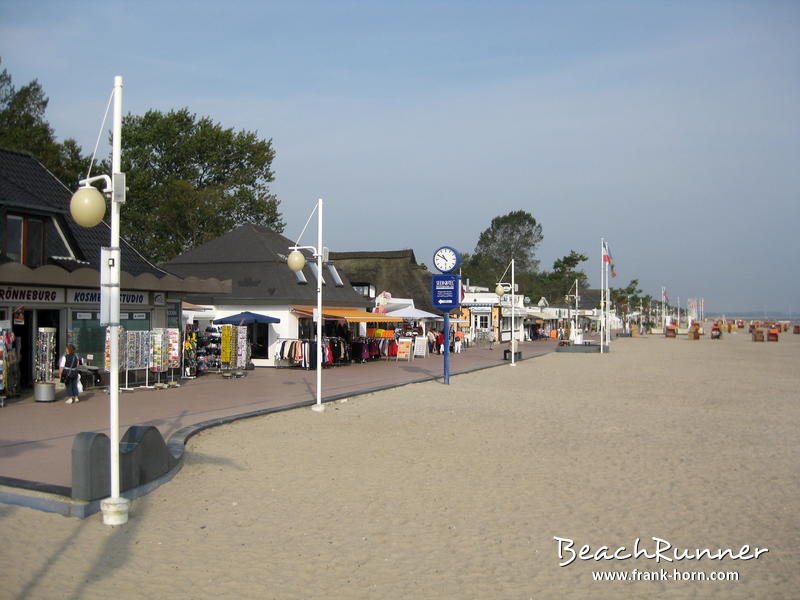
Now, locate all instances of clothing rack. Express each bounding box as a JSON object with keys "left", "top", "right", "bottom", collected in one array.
[
  {"left": 275, "top": 336, "right": 351, "bottom": 369},
  {"left": 275, "top": 337, "right": 310, "bottom": 369},
  {"left": 351, "top": 336, "right": 398, "bottom": 362}
]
